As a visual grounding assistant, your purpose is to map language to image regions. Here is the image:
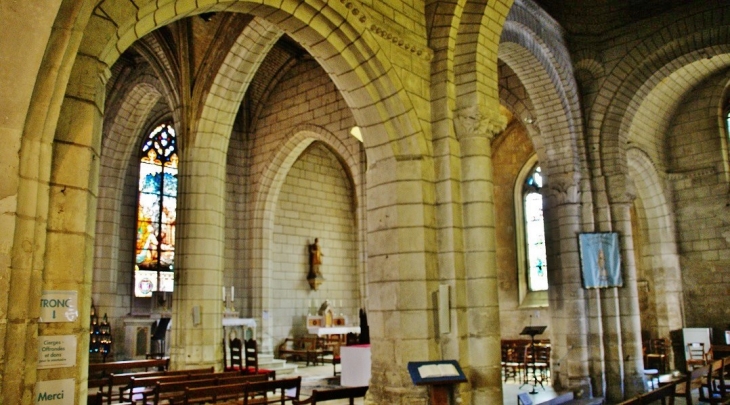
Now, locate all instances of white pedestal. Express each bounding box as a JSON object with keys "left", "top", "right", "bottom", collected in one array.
[{"left": 341, "top": 345, "right": 371, "bottom": 387}]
